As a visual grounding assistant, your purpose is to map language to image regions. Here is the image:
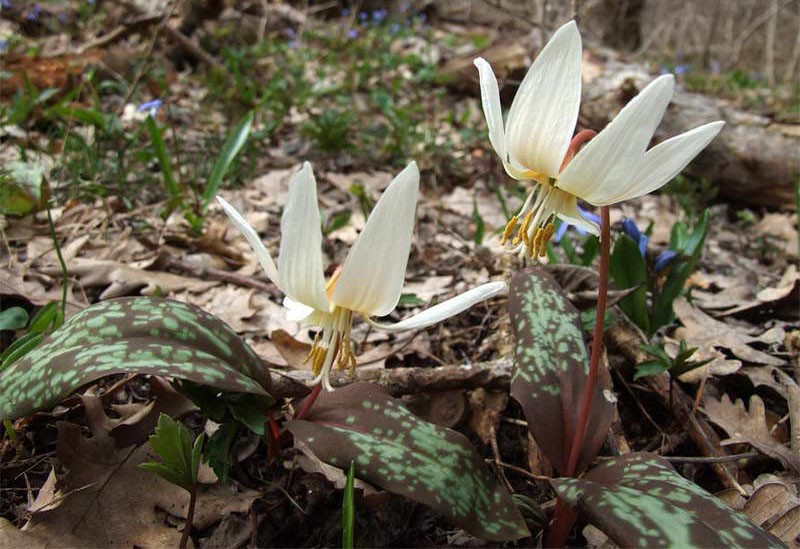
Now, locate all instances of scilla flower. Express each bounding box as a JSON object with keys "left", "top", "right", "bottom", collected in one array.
[
  {"left": 474, "top": 21, "right": 723, "bottom": 259},
  {"left": 218, "top": 162, "right": 505, "bottom": 390}
]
